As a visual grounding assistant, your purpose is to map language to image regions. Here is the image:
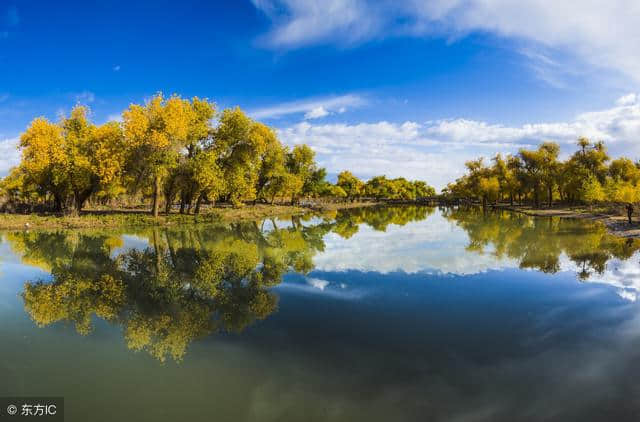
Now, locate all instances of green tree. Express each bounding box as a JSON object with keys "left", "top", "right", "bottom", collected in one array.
[
  {"left": 337, "top": 171, "right": 364, "bottom": 202},
  {"left": 518, "top": 143, "right": 560, "bottom": 208},
  {"left": 256, "top": 129, "right": 288, "bottom": 203},
  {"left": 581, "top": 174, "right": 605, "bottom": 204},
  {"left": 214, "top": 108, "right": 269, "bottom": 207},
  {"left": 365, "top": 176, "right": 394, "bottom": 200},
  {"left": 286, "top": 145, "right": 325, "bottom": 203}
]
